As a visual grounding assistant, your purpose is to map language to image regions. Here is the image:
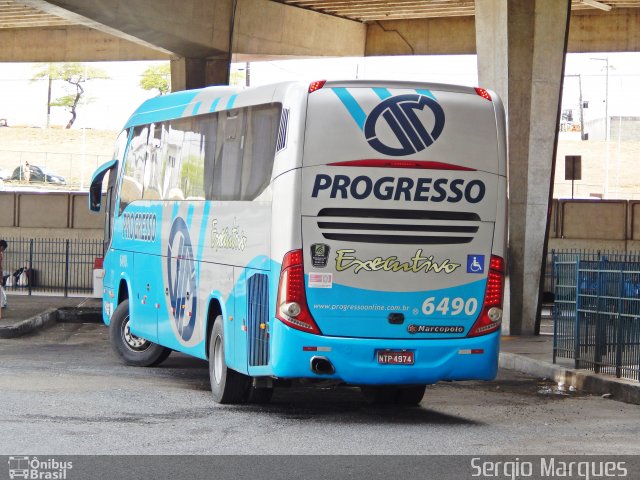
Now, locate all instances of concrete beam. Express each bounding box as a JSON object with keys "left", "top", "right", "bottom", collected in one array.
[
  {"left": 476, "top": 0, "right": 571, "bottom": 335},
  {"left": 569, "top": 8, "right": 640, "bottom": 52},
  {"left": 170, "top": 57, "right": 230, "bottom": 91},
  {"left": 22, "top": 0, "right": 365, "bottom": 60},
  {"left": 20, "top": 0, "right": 228, "bottom": 57},
  {"left": 365, "top": 8, "right": 640, "bottom": 56},
  {"left": 13, "top": 0, "right": 363, "bottom": 88},
  {"left": 0, "top": 25, "right": 167, "bottom": 62},
  {"left": 234, "top": 0, "right": 365, "bottom": 57},
  {"left": 366, "top": 16, "right": 476, "bottom": 56},
  {"left": 1, "top": 2, "right": 637, "bottom": 64}
]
